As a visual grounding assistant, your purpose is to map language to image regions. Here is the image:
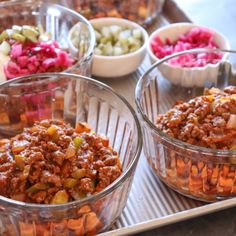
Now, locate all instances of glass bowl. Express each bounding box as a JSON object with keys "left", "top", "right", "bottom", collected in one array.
[
  {"left": 0, "top": 73, "right": 142, "bottom": 236},
  {"left": 135, "top": 48, "right": 236, "bottom": 202},
  {"left": 0, "top": 0, "right": 95, "bottom": 78},
  {"left": 64, "top": 0, "right": 165, "bottom": 27}
]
